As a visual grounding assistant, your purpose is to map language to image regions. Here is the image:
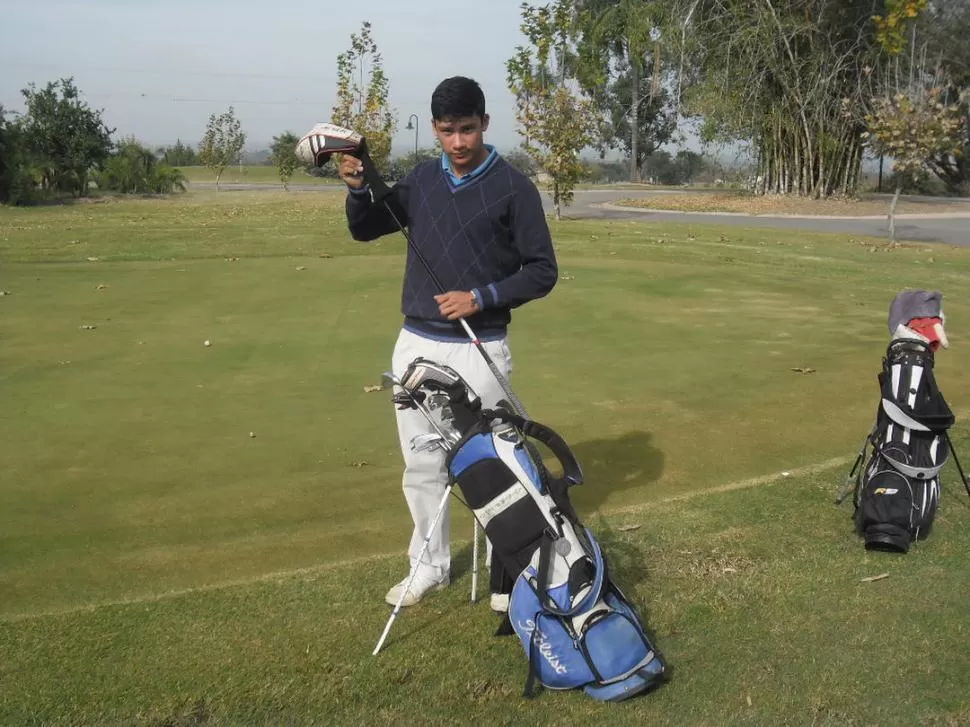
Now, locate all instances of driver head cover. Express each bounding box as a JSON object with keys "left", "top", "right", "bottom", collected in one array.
[{"left": 295, "top": 123, "right": 363, "bottom": 166}]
